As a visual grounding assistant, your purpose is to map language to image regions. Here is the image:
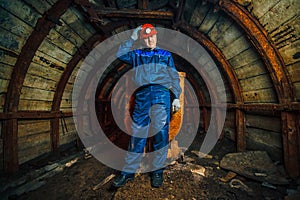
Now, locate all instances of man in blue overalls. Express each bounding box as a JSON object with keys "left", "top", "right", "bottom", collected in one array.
[{"left": 113, "top": 24, "right": 181, "bottom": 188}]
